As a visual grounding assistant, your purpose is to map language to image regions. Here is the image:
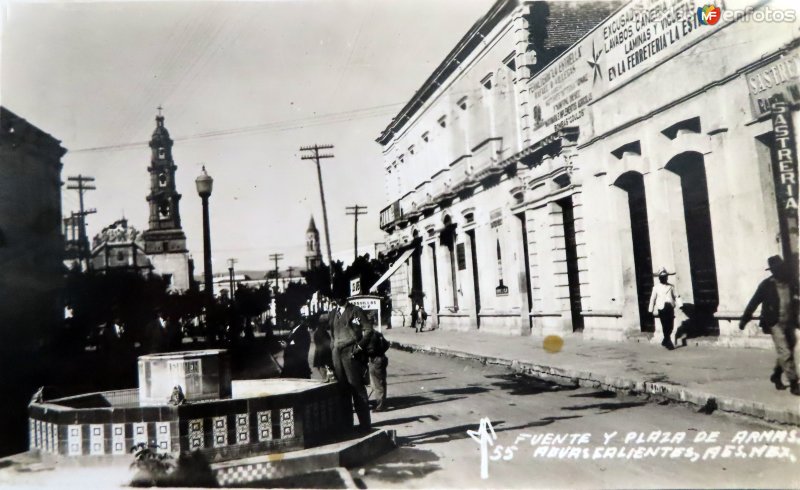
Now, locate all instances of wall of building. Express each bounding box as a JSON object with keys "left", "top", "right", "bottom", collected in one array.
[{"left": 0, "top": 107, "right": 65, "bottom": 351}]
